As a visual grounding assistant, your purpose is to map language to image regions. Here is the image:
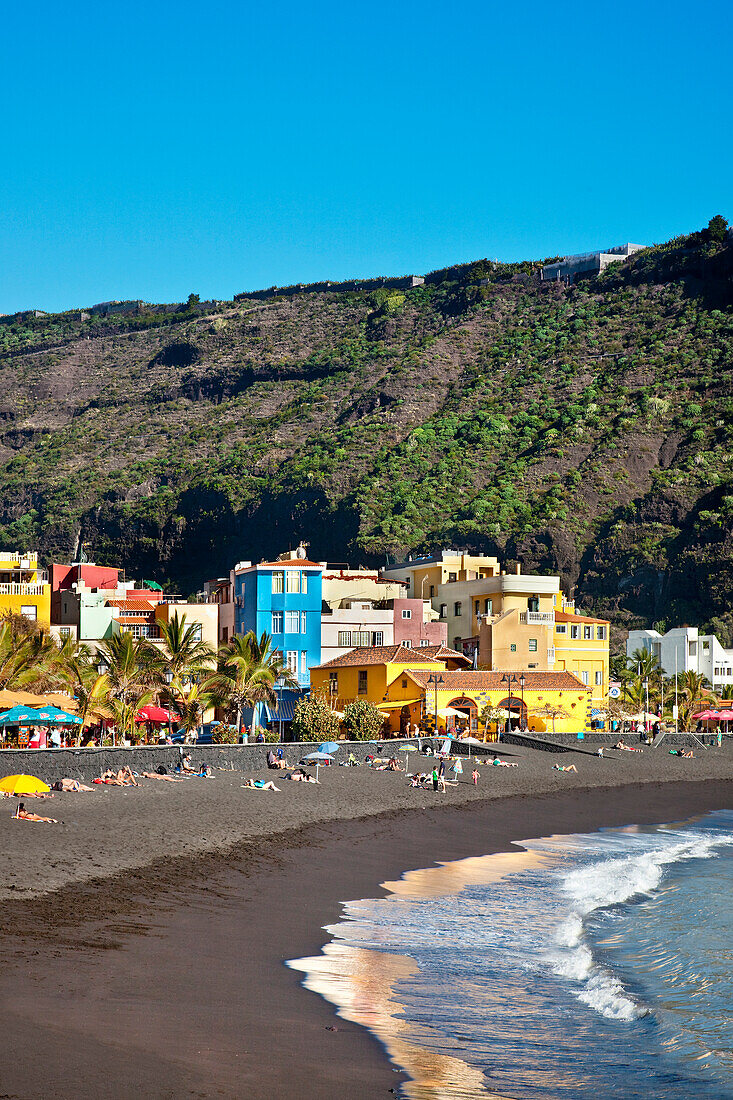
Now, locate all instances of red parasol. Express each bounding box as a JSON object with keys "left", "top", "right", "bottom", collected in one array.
[{"left": 134, "top": 704, "right": 174, "bottom": 724}]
